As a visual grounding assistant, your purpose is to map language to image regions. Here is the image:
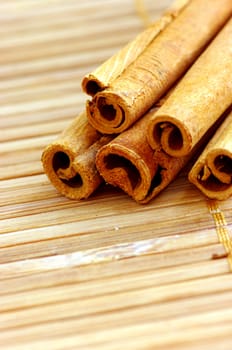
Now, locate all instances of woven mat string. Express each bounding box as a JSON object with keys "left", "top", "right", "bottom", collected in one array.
[
  {"left": 208, "top": 200, "right": 232, "bottom": 272},
  {"left": 134, "top": 0, "right": 151, "bottom": 27}
]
